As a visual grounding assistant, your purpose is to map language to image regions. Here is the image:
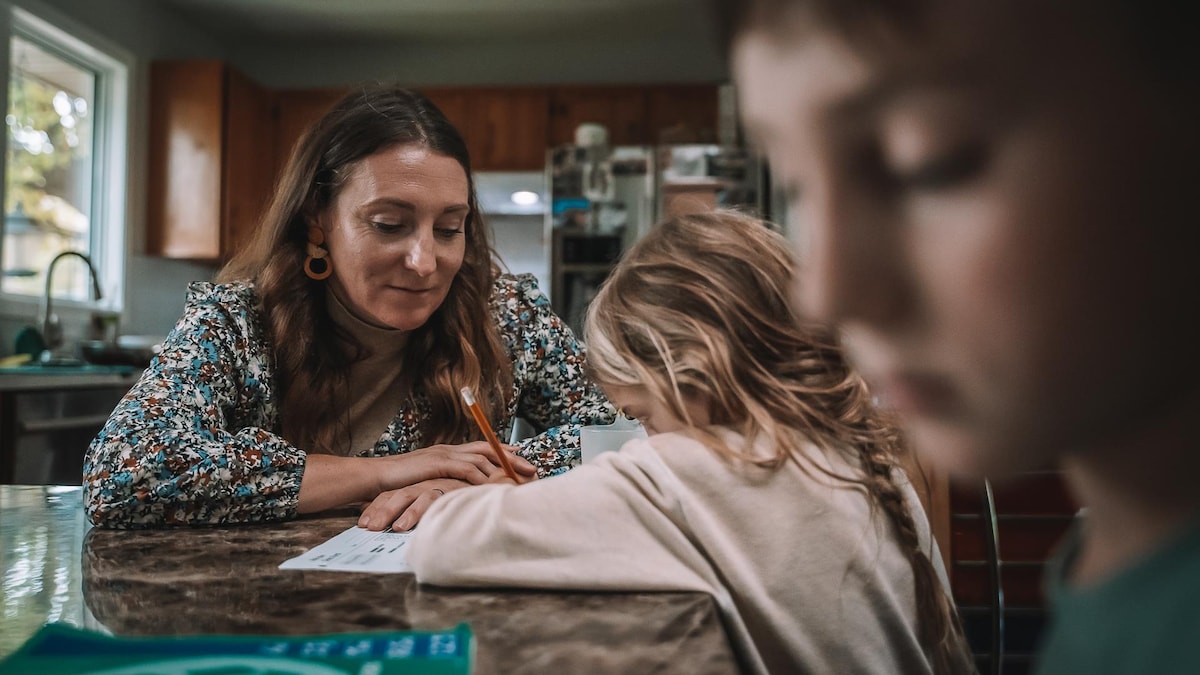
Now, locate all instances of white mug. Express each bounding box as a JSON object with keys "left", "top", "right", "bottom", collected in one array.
[{"left": 580, "top": 415, "right": 646, "bottom": 464}]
